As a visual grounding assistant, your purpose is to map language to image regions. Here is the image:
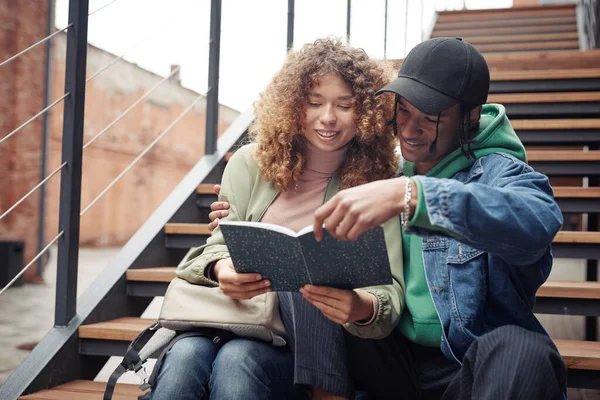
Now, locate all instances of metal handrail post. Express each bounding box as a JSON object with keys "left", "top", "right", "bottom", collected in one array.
[
  {"left": 55, "top": 0, "right": 89, "bottom": 327},
  {"left": 38, "top": 0, "right": 55, "bottom": 276},
  {"left": 347, "top": 0, "right": 351, "bottom": 44},
  {"left": 384, "top": 0, "right": 388, "bottom": 59},
  {"left": 404, "top": 0, "right": 409, "bottom": 55},
  {"left": 287, "top": 0, "right": 295, "bottom": 50},
  {"left": 205, "top": 0, "right": 222, "bottom": 155}
]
